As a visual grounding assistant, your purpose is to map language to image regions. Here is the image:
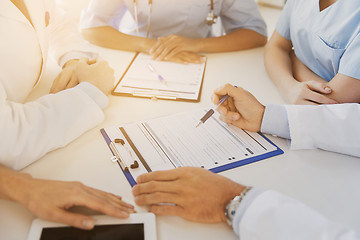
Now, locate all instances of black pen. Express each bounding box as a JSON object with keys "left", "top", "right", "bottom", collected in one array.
[{"left": 195, "top": 94, "right": 230, "bottom": 128}]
